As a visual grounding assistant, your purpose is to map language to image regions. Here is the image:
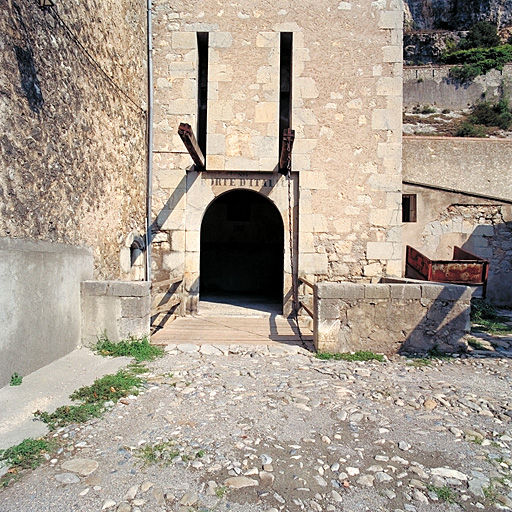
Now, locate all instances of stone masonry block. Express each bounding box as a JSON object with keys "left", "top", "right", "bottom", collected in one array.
[
  {"left": 301, "top": 252, "right": 329, "bottom": 275},
  {"left": 390, "top": 284, "right": 421, "bottom": 300},
  {"left": 364, "top": 284, "right": 391, "bottom": 299},
  {"left": 367, "top": 242, "right": 394, "bottom": 260},
  {"left": 256, "top": 32, "right": 279, "bottom": 47},
  {"left": 379, "top": 10, "right": 403, "bottom": 29},
  {"left": 209, "top": 32, "right": 233, "bottom": 48},
  {"left": 81, "top": 281, "right": 109, "bottom": 296},
  {"left": 121, "top": 295, "right": 151, "bottom": 318},
  {"left": 382, "top": 45, "right": 402, "bottom": 63},
  {"left": 421, "top": 283, "right": 472, "bottom": 301},
  {"left": 254, "top": 102, "right": 278, "bottom": 123},
  {"left": 376, "top": 77, "right": 402, "bottom": 96},
  {"left": 172, "top": 32, "right": 197, "bottom": 49},
  {"left": 317, "top": 282, "right": 364, "bottom": 300},
  {"left": 372, "top": 109, "right": 400, "bottom": 131},
  {"left": 318, "top": 299, "right": 341, "bottom": 320},
  {"left": 107, "top": 281, "right": 150, "bottom": 298},
  {"left": 118, "top": 316, "right": 150, "bottom": 340}
]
